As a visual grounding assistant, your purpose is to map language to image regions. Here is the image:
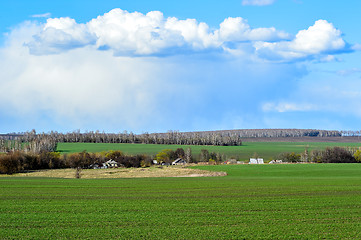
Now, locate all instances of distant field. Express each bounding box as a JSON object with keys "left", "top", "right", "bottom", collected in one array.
[
  {"left": 57, "top": 142, "right": 361, "bottom": 161},
  {"left": 1, "top": 164, "right": 361, "bottom": 239}
]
